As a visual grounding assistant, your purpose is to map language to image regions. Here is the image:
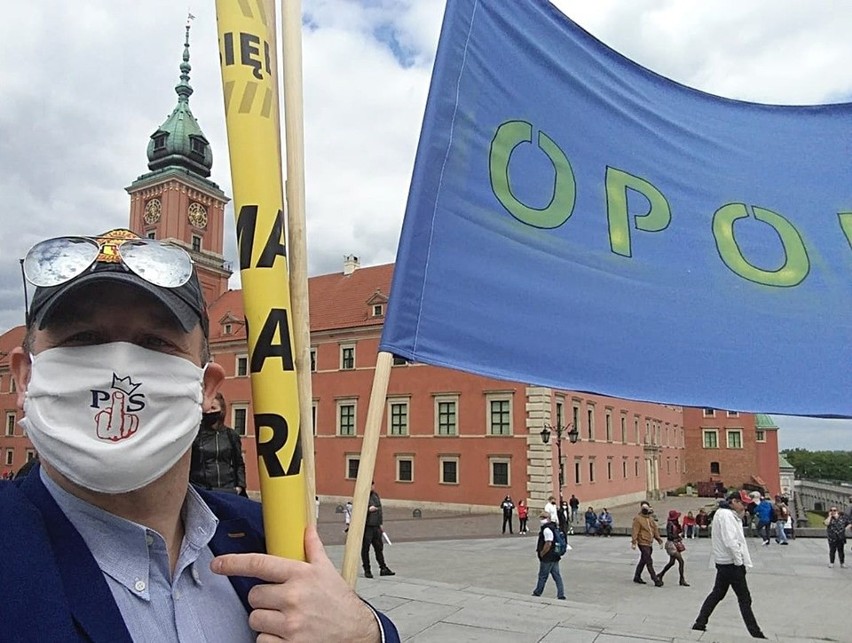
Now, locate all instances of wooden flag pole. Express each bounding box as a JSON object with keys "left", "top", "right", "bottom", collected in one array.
[
  {"left": 279, "top": 0, "right": 317, "bottom": 521},
  {"left": 342, "top": 350, "right": 393, "bottom": 586}
]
